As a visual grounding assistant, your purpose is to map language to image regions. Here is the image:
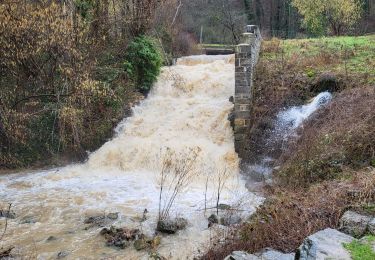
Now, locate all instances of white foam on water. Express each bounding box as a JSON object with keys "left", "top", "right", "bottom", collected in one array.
[
  {"left": 244, "top": 92, "right": 332, "bottom": 186},
  {"left": 275, "top": 91, "right": 332, "bottom": 139},
  {"left": 0, "top": 54, "right": 262, "bottom": 259}
]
